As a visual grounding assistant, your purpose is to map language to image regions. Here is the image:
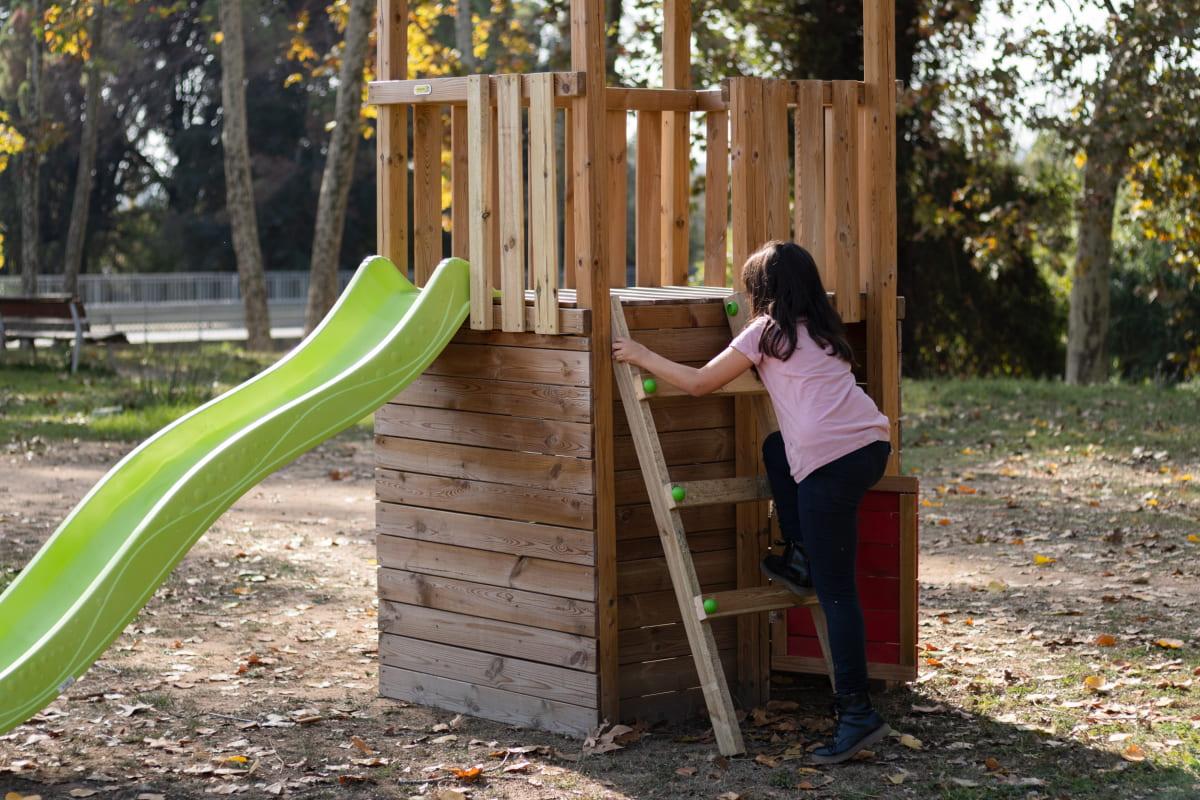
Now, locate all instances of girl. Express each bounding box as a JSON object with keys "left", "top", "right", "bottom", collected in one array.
[{"left": 612, "top": 240, "right": 892, "bottom": 764}]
